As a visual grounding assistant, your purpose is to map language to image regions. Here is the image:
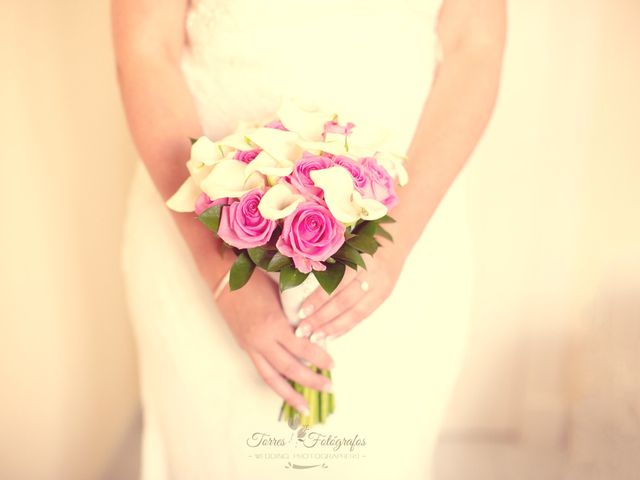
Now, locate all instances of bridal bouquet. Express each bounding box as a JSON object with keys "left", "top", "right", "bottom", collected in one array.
[{"left": 167, "top": 99, "right": 408, "bottom": 426}]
